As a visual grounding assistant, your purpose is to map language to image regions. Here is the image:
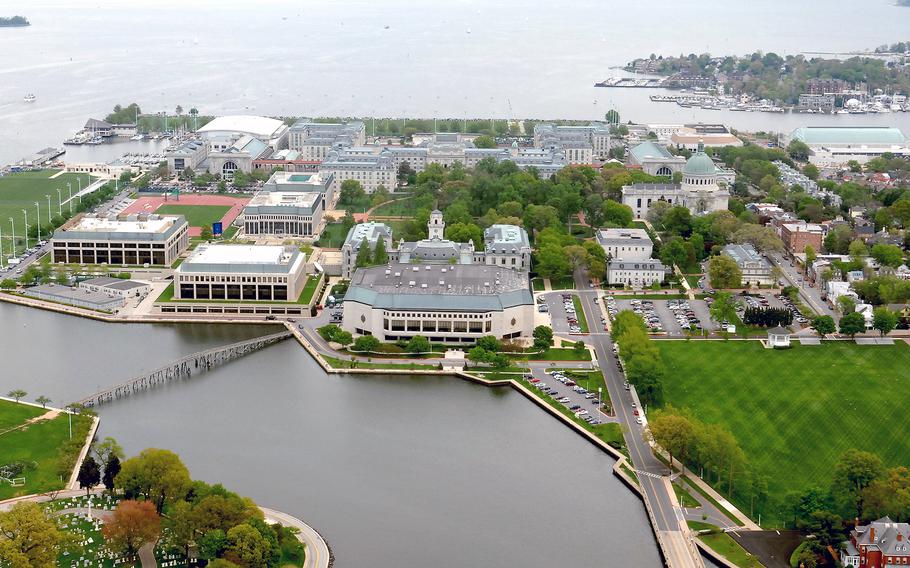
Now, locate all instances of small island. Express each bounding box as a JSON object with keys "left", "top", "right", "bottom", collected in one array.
[{"left": 0, "top": 15, "right": 29, "bottom": 27}]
